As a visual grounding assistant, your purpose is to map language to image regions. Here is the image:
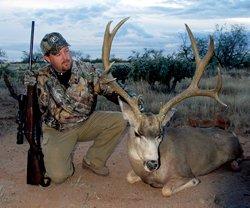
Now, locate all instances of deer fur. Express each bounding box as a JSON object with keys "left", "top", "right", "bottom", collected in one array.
[{"left": 119, "top": 100, "right": 243, "bottom": 197}]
